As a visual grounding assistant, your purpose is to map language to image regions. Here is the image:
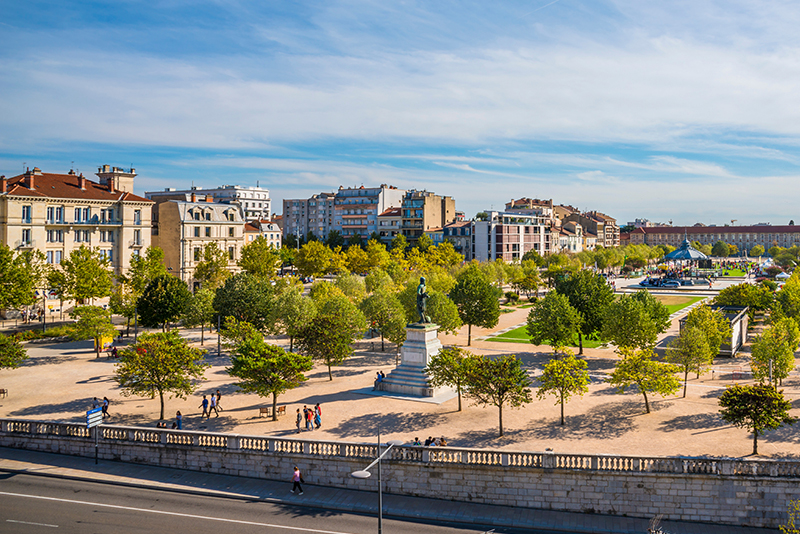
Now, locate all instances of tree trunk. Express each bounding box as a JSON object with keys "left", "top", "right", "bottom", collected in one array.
[
  {"left": 683, "top": 369, "right": 688, "bottom": 398},
  {"left": 468, "top": 324, "right": 472, "bottom": 346},
  {"left": 201, "top": 323, "right": 205, "bottom": 345},
  {"left": 272, "top": 392, "right": 278, "bottom": 422},
  {"left": 752, "top": 429, "right": 759, "bottom": 455},
  {"left": 457, "top": 384, "right": 462, "bottom": 411},
  {"left": 159, "top": 390, "right": 165, "bottom": 420},
  {"left": 560, "top": 394, "right": 565, "bottom": 425},
  {"left": 578, "top": 332, "right": 583, "bottom": 355},
  {"left": 125, "top": 318, "right": 131, "bottom": 336},
  {"left": 95, "top": 337, "right": 101, "bottom": 358},
  {"left": 498, "top": 404, "right": 503, "bottom": 436},
  {"left": 381, "top": 333, "right": 385, "bottom": 352},
  {"left": 327, "top": 362, "right": 333, "bottom": 381},
  {"left": 642, "top": 388, "right": 651, "bottom": 414},
  {"left": 289, "top": 336, "right": 293, "bottom": 352}
]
